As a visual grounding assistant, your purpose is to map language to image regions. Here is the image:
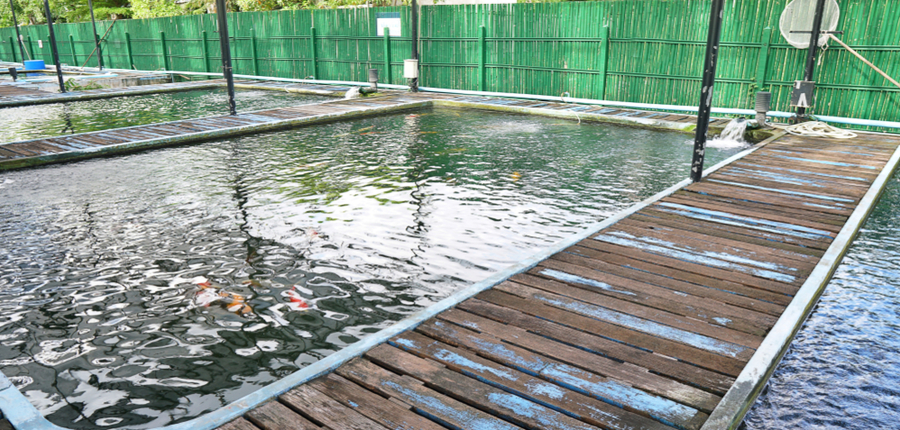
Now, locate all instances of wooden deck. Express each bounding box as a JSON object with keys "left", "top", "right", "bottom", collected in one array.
[
  {"left": 209, "top": 132, "right": 900, "bottom": 430},
  {"left": 0, "top": 79, "right": 348, "bottom": 108}
]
